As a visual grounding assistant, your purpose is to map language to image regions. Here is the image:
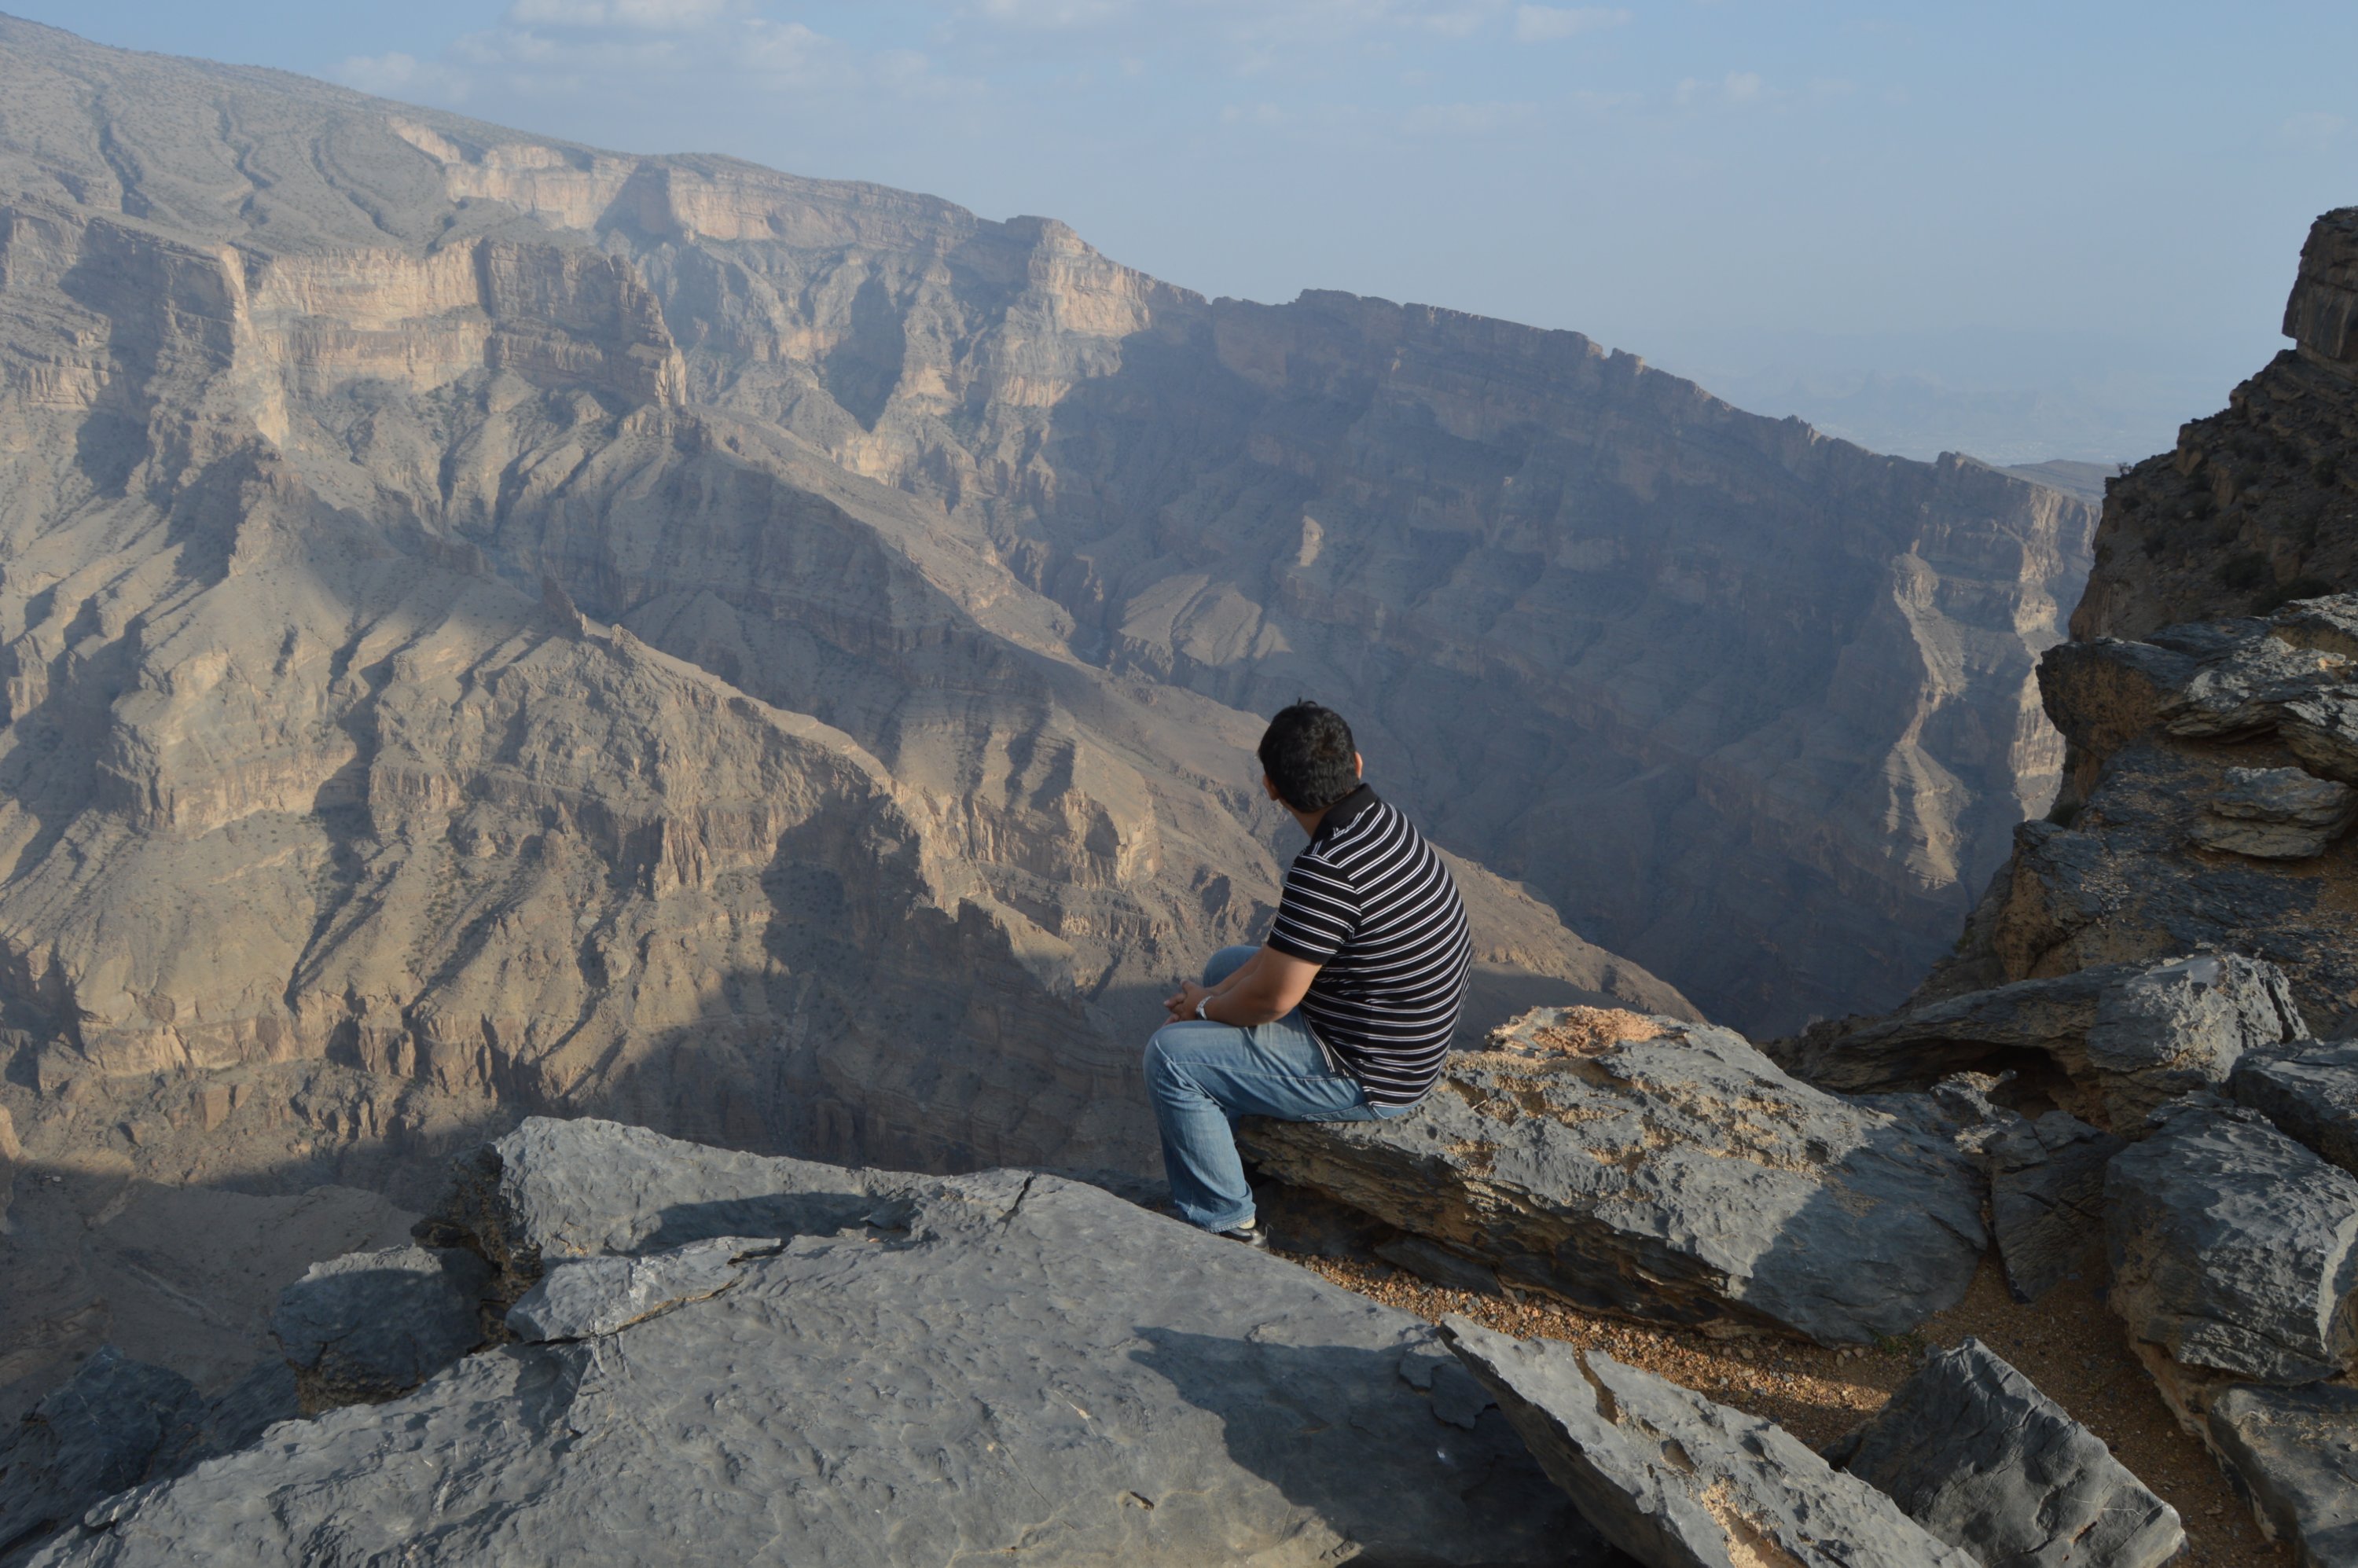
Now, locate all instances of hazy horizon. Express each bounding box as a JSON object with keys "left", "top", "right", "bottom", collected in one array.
[{"left": 11, "top": 2, "right": 2349, "bottom": 465}]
